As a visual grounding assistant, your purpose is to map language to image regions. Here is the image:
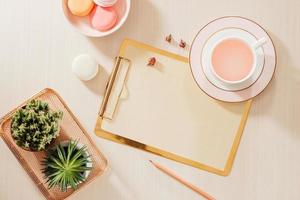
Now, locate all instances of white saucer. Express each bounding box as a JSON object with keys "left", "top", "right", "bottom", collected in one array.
[{"left": 189, "top": 16, "right": 276, "bottom": 102}]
